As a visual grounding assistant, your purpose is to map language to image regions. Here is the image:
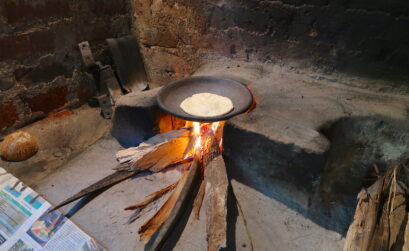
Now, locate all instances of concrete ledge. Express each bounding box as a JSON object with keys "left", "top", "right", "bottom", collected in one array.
[
  {"left": 194, "top": 60, "right": 409, "bottom": 231},
  {"left": 0, "top": 106, "right": 110, "bottom": 186},
  {"left": 111, "top": 88, "right": 160, "bottom": 148},
  {"left": 110, "top": 59, "right": 409, "bottom": 232}
]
